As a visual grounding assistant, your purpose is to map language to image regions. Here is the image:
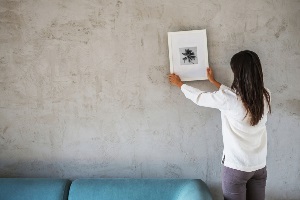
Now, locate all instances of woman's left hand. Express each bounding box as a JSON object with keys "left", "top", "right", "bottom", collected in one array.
[{"left": 168, "top": 73, "right": 183, "bottom": 88}]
